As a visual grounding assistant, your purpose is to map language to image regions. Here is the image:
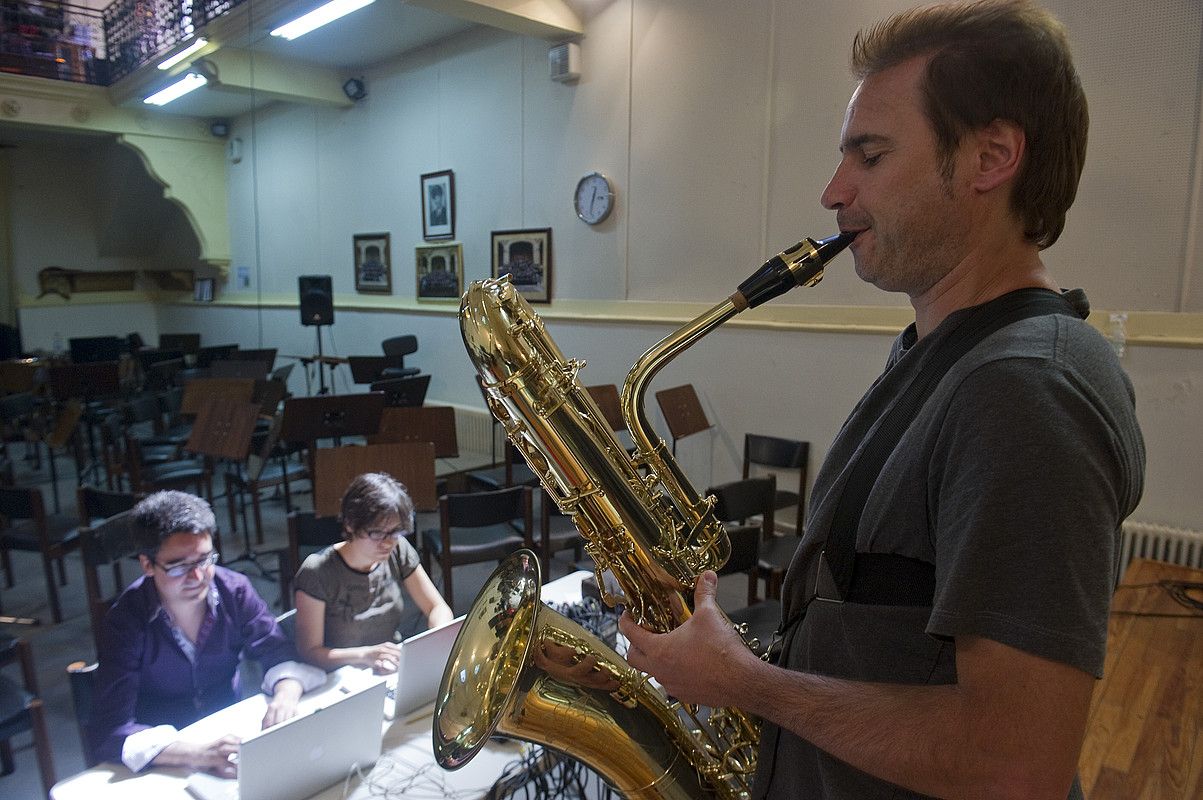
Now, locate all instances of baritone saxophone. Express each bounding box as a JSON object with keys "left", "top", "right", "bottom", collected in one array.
[{"left": 435, "top": 232, "right": 854, "bottom": 799}]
